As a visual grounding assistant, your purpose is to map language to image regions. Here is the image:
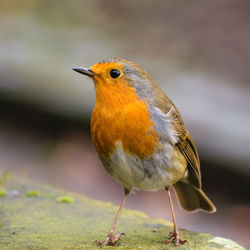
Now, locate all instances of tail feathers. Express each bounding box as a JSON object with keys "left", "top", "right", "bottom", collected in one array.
[{"left": 173, "top": 181, "right": 216, "bottom": 213}]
